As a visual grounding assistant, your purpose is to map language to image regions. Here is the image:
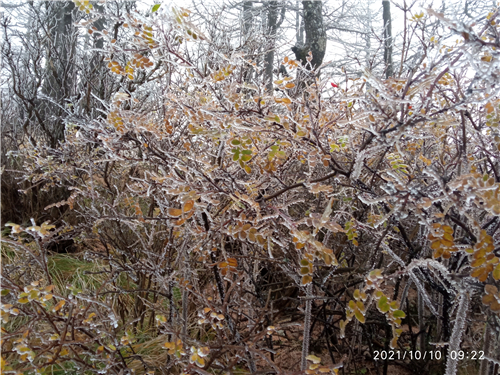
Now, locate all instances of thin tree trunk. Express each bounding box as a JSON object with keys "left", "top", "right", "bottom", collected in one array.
[
  {"left": 264, "top": 1, "right": 278, "bottom": 92},
  {"left": 365, "top": 2, "right": 372, "bottom": 68},
  {"left": 382, "top": 0, "right": 393, "bottom": 78},
  {"left": 296, "top": 0, "right": 304, "bottom": 47},
  {"left": 418, "top": 291, "right": 425, "bottom": 351},
  {"left": 242, "top": 1, "right": 255, "bottom": 86}
]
